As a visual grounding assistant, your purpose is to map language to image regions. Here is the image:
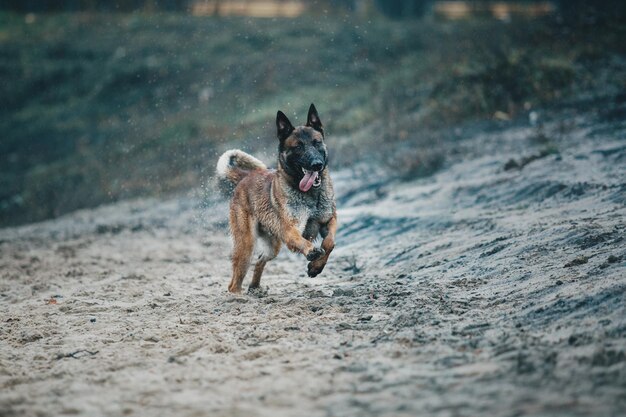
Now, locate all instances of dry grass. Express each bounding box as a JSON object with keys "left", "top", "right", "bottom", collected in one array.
[{"left": 1, "top": 12, "right": 624, "bottom": 226}]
